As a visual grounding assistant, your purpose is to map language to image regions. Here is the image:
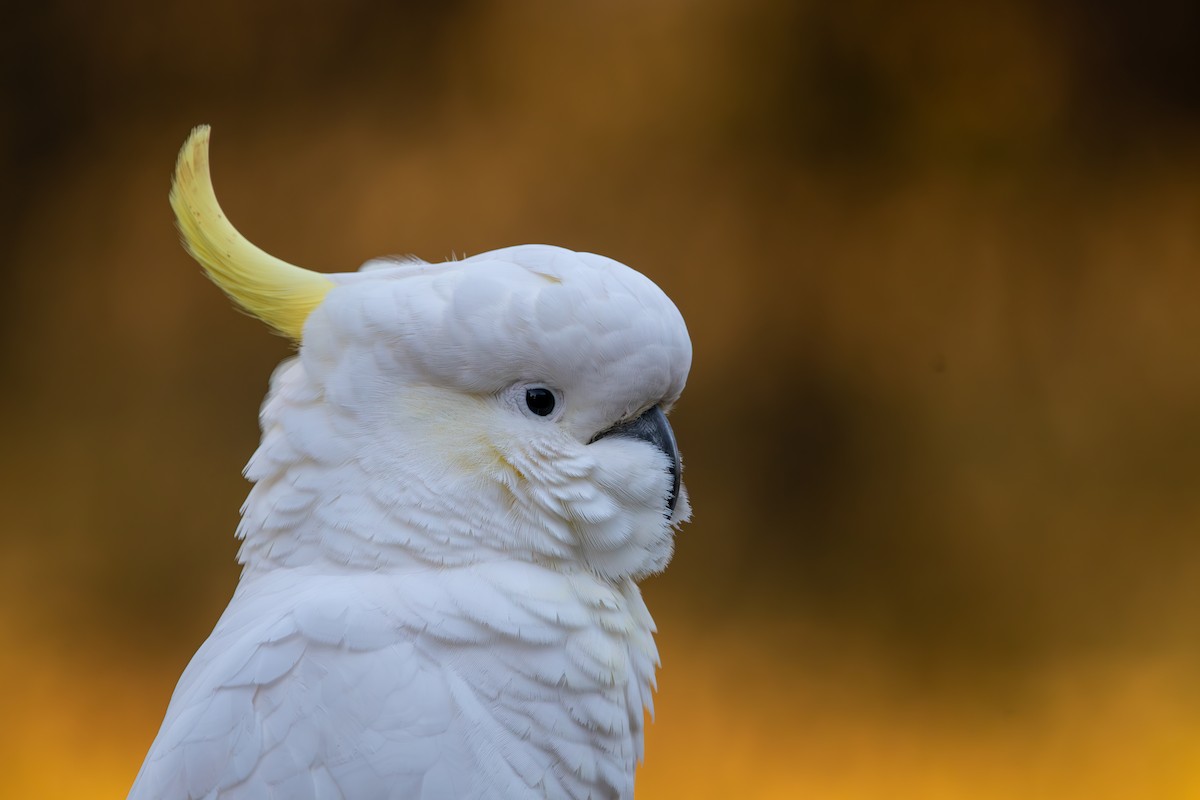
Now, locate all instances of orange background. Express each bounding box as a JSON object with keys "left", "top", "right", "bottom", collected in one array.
[{"left": 3, "top": 2, "right": 1200, "bottom": 797}]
